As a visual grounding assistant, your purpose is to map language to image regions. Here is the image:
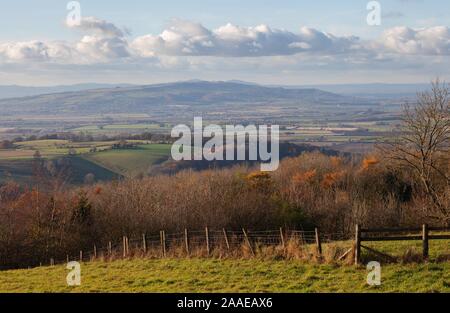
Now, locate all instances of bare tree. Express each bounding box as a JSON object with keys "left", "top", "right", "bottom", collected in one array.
[{"left": 379, "top": 79, "right": 450, "bottom": 224}]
